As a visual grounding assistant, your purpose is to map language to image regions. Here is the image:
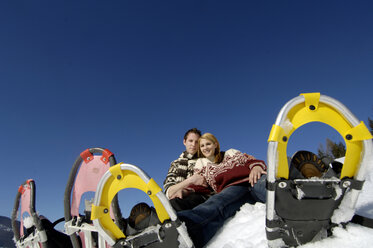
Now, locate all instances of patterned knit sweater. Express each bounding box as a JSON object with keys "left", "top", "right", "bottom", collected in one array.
[
  {"left": 163, "top": 151, "right": 198, "bottom": 196},
  {"left": 192, "top": 149, "right": 266, "bottom": 193}
]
